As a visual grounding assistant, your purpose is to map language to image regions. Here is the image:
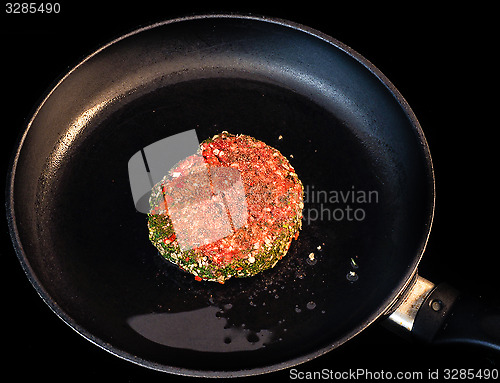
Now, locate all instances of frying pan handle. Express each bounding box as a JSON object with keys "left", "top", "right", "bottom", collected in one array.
[
  {"left": 412, "top": 281, "right": 500, "bottom": 352},
  {"left": 385, "top": 275, "right": 500, "bottom": 352}
]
